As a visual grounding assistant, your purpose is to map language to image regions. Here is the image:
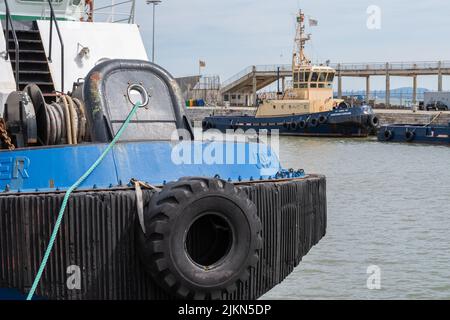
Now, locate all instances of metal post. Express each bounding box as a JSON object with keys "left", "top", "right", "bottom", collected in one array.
[
  {"left": 438, "top": 61, "right": 443, "bottom": 92},
  {"left": 366, "top": 76, "right": 370, "bottom": 102},
  {"left": 111, "top": 0, "right": 115, "bottom": 22},
  {"left": 5, "top": 6, "right": 9, "bottom": 61},
  {"left": 252, "top": 66, "right": 257, "bottom": 107},
  {"left": 152, "top": 4, "right": 156, "bottom": 63},
  {"left": 412, "top": 75, "right": 417, "bottom": 105},
  {"left": 48, "top": 2, "right": 53, "bottom": 62},
  {"left": 337, "top": 64, "right": 342, "bottom": 99},
  {"left": 337, "top": 76, "right": 342, "bottom": 99},
  {"left": 385, "top": 63, "right": 390, "bottom": 108},
  {"left": 277, "top": 66, "right": 281, "bottom": 97}
]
